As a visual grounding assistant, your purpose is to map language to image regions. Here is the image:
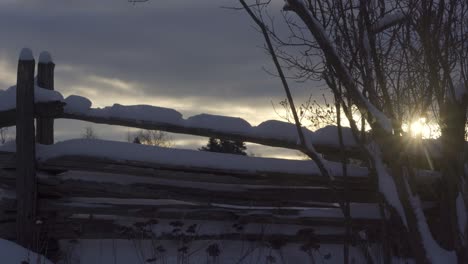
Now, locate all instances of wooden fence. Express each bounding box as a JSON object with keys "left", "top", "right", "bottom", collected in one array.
[{"left": 0, "top": 50, "right": 439, "bottom": 261}]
